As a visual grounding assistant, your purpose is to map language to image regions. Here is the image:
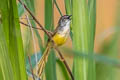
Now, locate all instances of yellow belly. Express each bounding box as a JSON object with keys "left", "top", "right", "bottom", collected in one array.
[{"left": 52, "top": 33, "right": 67, "bottom": 46}]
